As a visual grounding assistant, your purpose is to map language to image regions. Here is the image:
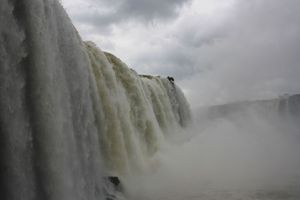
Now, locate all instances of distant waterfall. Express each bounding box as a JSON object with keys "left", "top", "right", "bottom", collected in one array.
[
  {"left": 0, "top": 1, "right": 191, "bottom": 200},
  {"left": 197, "top": 94, "right": 300, "bottom": 133},
  {"left": 202, "top": 95, "right": 300, "bottom": 118}
]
